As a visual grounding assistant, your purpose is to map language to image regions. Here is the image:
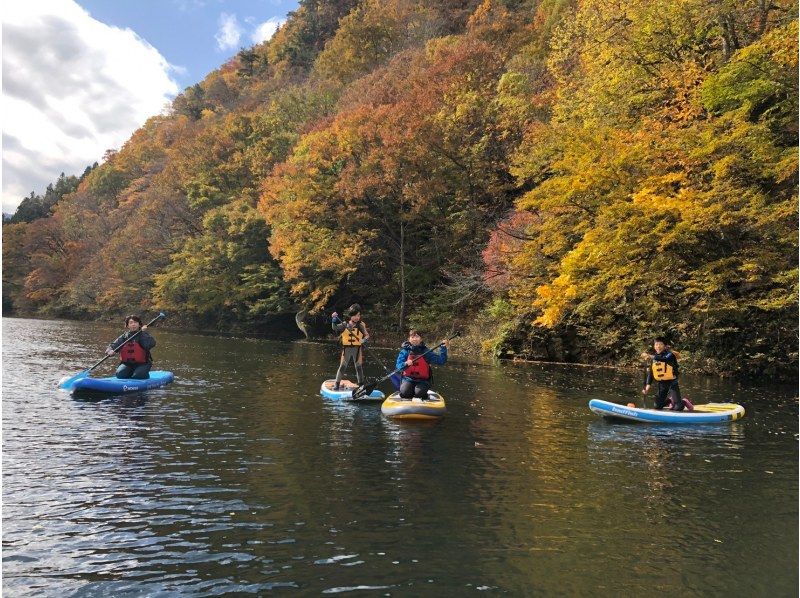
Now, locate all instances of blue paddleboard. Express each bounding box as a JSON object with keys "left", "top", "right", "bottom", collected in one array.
[
  {"left": 589, "top": 399, "right": 745, "bottom": 423},
  {"left": 68, "top": 370, "right": 174, "bottom": 394},
  {"left": 320, "top": 379, "right": 384, "bottom": 402}
]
